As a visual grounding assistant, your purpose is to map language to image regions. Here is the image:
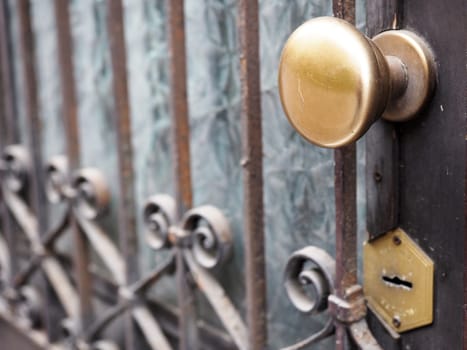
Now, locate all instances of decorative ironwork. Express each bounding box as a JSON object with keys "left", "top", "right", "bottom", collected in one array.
[
  {"left": 0, "top": 148, "right": 176, "bottom": 349},
  {"left": 142, "top": 195, "right": 248, "bottom": 350},
  {"left": 281, "top": 245, "right": 382, "bottom": 350},
  {"left": 0, "top": 147, "right": 247, "bottom": 349},
  {"left": 0, "top": 145, "right": 79, "bottom": 330}
]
